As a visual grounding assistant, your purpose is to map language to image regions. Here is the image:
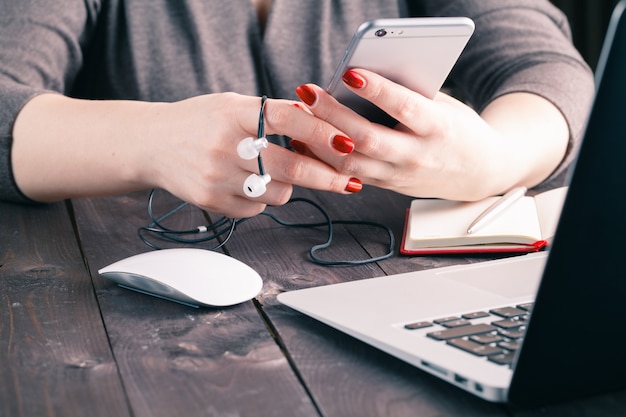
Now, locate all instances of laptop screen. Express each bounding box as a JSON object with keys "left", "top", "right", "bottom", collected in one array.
[{"left": 509, "top": 0, "right": 626, "bottom": 405}]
